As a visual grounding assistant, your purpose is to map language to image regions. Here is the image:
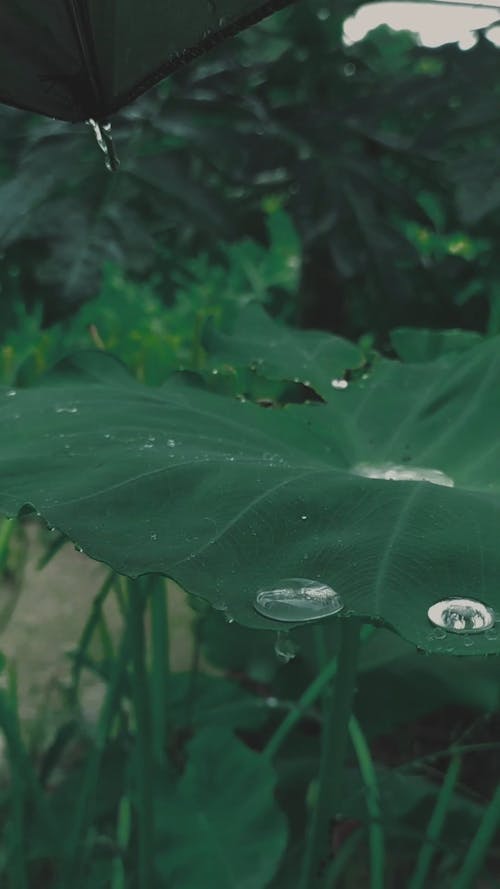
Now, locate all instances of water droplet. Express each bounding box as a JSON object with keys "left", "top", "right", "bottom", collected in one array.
[
  {"left": 331, "top": 379, "right": 348, "bottom": 389},
  {"left": 87, "top": 118, "right": 120, "bottom": 172},
  {"left": 274, "top": 630, "right": 297, "bottom": 663},
  {"left": 142, "top": 442, "right": 154, "bottom": 449},
  {"left": 254, "top": 578, "right": 343, "bottom": 623},
  {"left": 150, "top": 532, "right": 158, "bottom": 541},
  {"left": 74, "top": 545, "right": 83, "bottom": 553},
  {"left": 354, "top": 463, "right": 454, "bottom": 488},
  {"left": 104, "top": 433, "right": 111, "bottom": 439},
  {"left": 167, "top": 439, "right": 176, "bottom": 448},
  {"left": 300, "top": 515, "right": 308, "bottom": 520},
  {"left": 266, "top": 696, "right": 279, "bottom": 708},
  {"left": 5, "top": 389, "right": 16, "bottom": 397},
  {"left": 55, "top": 406, "right": 78, "bottom": 414},
  {"left": 224, "top": 613, "right": 234, "bottom": 624},
  {"left": 428, "top": 598, "right": 495, "bottom": 634}
]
